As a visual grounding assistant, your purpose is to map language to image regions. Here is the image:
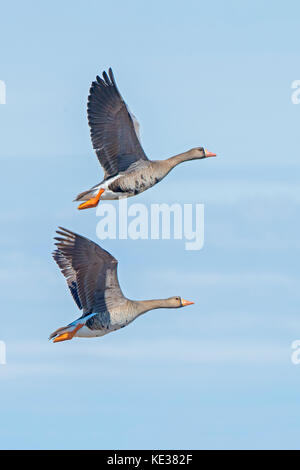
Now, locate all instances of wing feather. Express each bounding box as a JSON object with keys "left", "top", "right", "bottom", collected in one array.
[
  {"left": 87, "top": 68, "right": 148, "bottom": 179},
  {"left": 53, "top": 227, "right": 125, "bottom": 316}
]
